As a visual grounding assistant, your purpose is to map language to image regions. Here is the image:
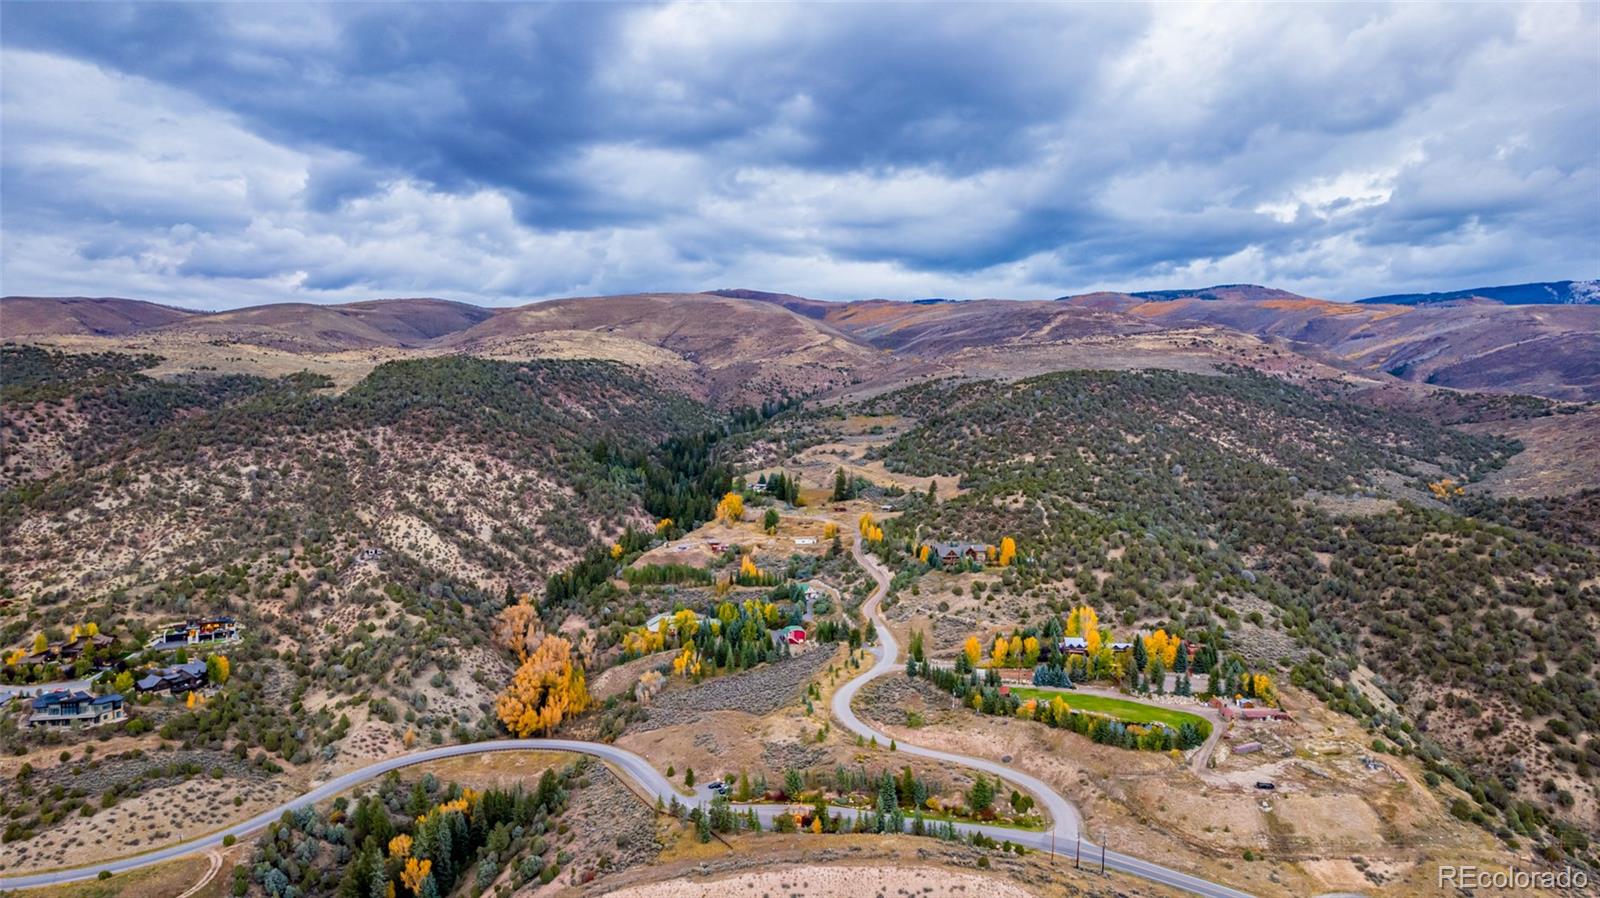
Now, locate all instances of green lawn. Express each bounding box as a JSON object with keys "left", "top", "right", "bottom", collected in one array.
[{"left": 1010, "top": 687, "right": 1211, "bottom": 737}]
